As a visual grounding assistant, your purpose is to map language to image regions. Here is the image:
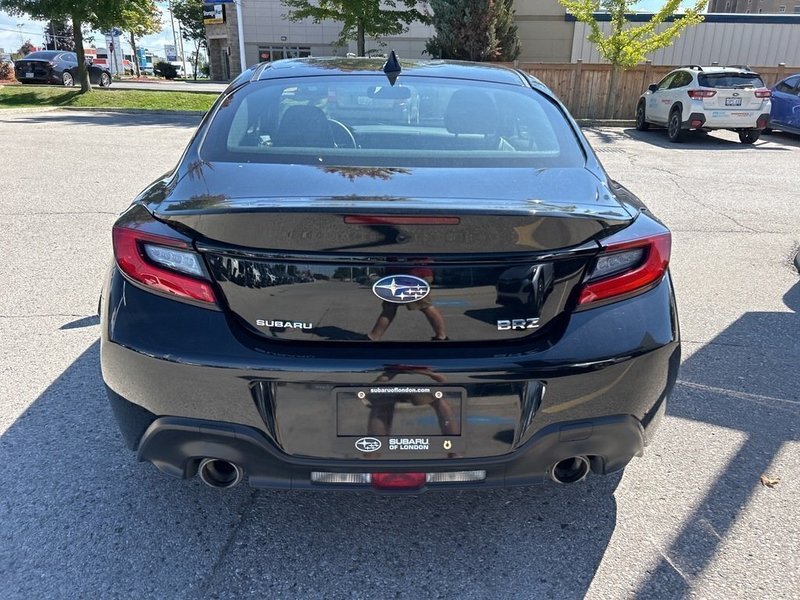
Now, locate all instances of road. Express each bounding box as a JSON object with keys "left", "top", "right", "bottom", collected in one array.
[{"left": 0, "top": 110, "right": 798, "bottom": 599}]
